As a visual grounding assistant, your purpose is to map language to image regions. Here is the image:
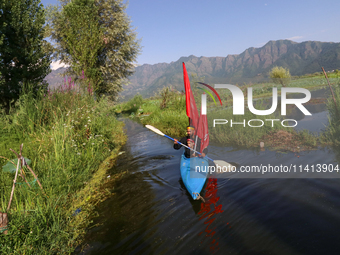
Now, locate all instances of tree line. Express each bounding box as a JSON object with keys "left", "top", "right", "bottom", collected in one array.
[{"left": 0, "top": 0, "right": 140, "bottom": 111}]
